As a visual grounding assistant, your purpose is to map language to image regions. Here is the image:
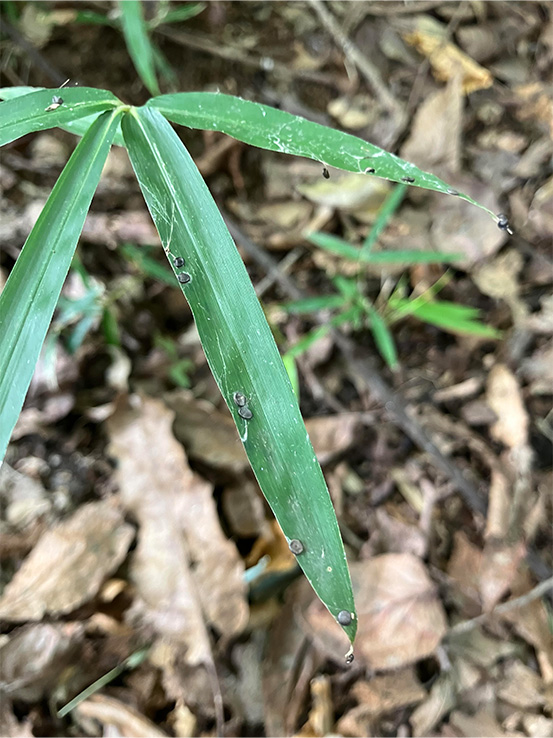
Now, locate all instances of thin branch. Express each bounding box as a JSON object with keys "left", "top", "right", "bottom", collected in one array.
[
  {"left": 307, "top": 0, "right": 406, "bottom": 129},
  {"left": 448, "top": 576, "right": 553, "bottom": 637}
]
